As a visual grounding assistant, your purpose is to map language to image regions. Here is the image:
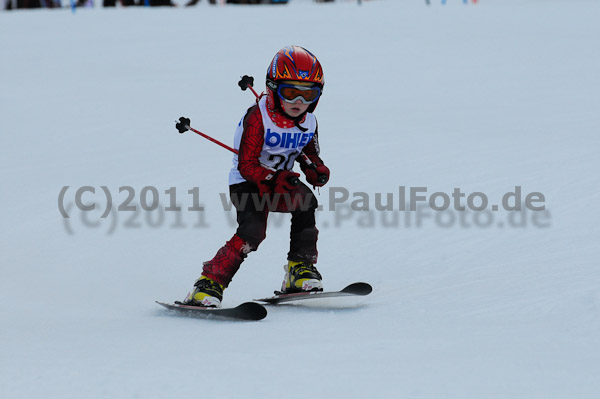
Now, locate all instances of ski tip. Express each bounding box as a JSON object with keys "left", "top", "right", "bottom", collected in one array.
[
  {"left": 156, "top": 301, "right": 267, "bottom": 321},
  {"left": 341, "top": 282, "right": 373, "bottom": 296},
  {"left": 155, "top": 301, "right": 171, "bottom": 308},
  {"left": 235, "top": 302, "right": 268, "bottom": 321}
]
